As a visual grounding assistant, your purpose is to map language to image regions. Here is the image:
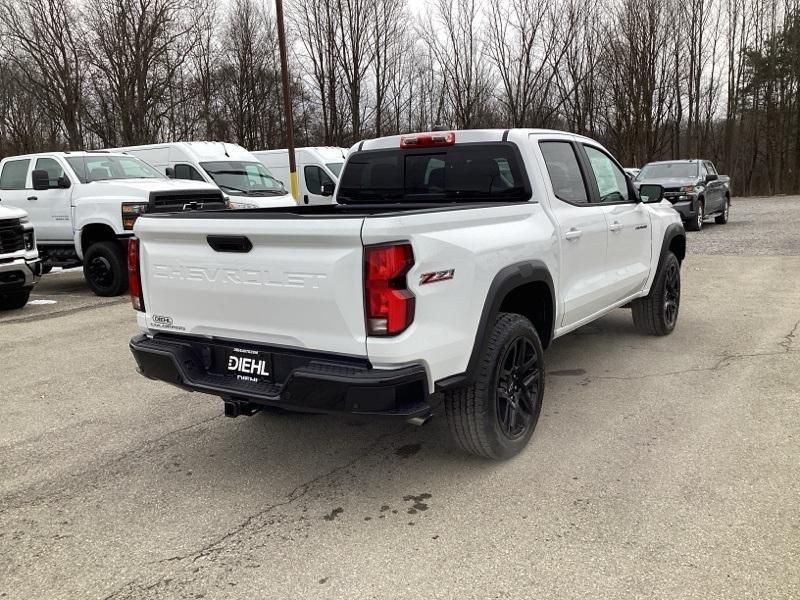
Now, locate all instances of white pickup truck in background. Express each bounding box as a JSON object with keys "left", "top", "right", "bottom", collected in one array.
[
  {"left": 0, "top": 151, "right": 224, "bottom": 296},
  {"left": 0, "top": 205, "right": 41, "bottom": 310},
  {"left": 129, "top": 129, "right": 686, "bottom": 459}
]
